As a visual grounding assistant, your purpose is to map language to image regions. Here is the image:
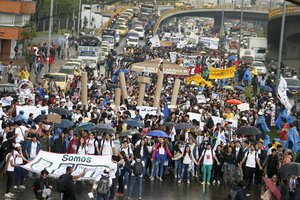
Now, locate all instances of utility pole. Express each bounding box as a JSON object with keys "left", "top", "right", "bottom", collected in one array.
[
  {"left": 238, "top": 0, "right": 244, "bottom": 55},
  {"left": 77, "top": 0, "right": 82, "bottom": 37},
  {"left": 46, "top": 0, "right": 54, "bottom": 73},
  {"left": 276, "top": 1, "right": 286, "bottom": 87},
  {"left": 219, "top": 0, "right": 225, "bottom": 37}
]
